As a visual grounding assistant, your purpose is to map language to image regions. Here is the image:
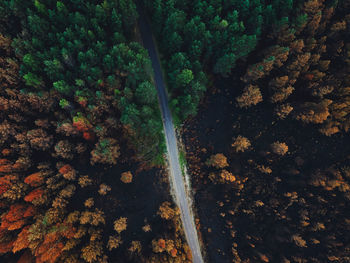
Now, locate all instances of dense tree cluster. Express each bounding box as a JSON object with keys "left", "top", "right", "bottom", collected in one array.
[
  {"left": 145, "top": 0, "right": 303, "bottom": 120},
  {"left": 0, "top": 33, "right": 113, "bottom": 262},
  {"left": 0, "top": 0, "right": 164, "bottom": 161},
  {"left": 238, "top": 0, "right": 350, "bottom": 136},
  {"left": 148, "top": 202, "right": 192, "bottom": 263},
  {"left": 0, "top": 8, "right": 190, "bottom": 263}
]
